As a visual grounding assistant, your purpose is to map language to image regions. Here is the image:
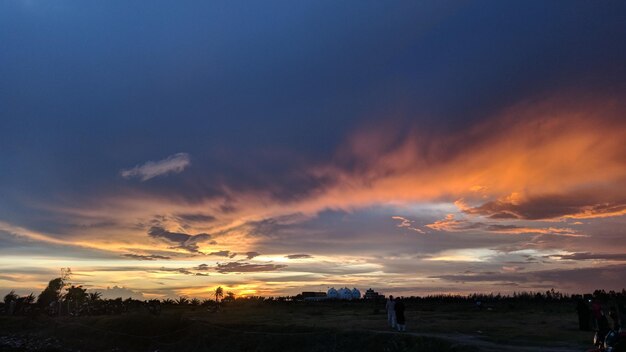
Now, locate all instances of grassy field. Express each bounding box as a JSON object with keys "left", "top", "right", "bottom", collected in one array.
[{"left": 0, "top": 301, "right": 591, "bottom": 351}]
